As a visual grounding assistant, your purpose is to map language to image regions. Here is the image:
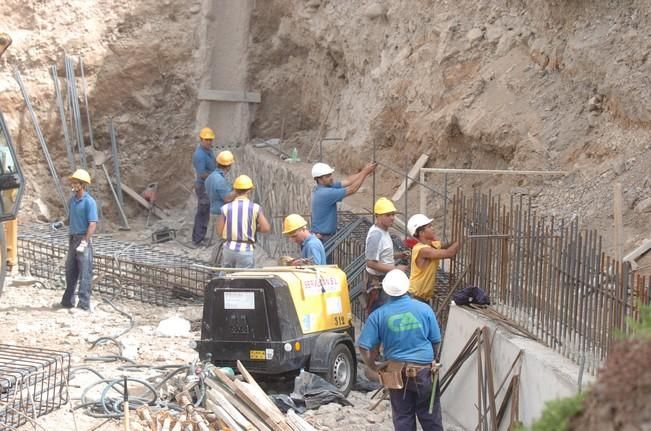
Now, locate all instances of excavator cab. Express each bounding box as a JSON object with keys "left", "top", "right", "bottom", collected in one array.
[{"left": 0, "top": 111, "right": 25, "bottom": 295}]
